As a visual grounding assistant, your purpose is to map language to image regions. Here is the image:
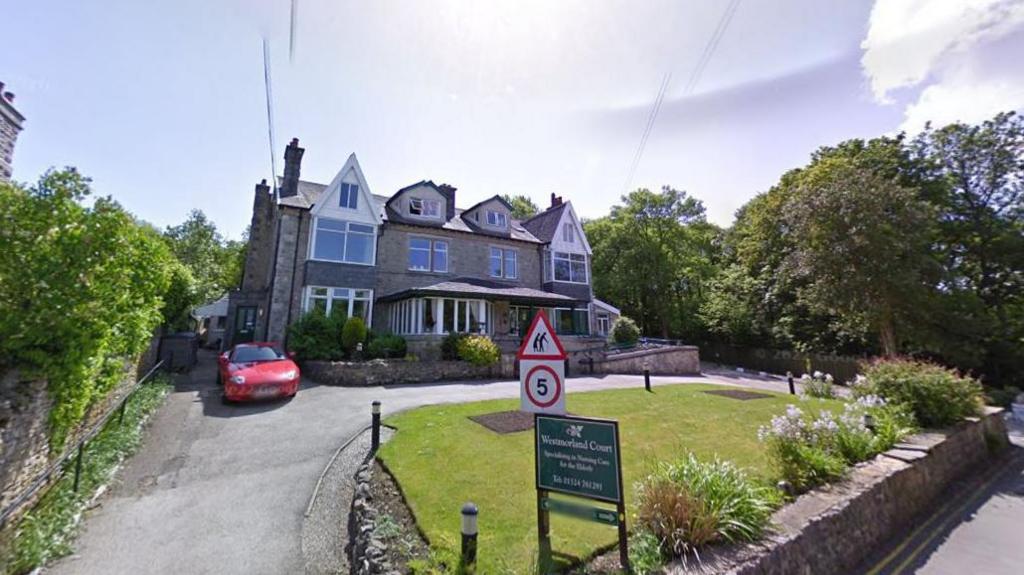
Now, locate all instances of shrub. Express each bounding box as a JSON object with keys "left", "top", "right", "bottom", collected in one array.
[
  {"left": 441, "top": 332, "right": 467, "bottom": 361},
  {"left": 341, "top": 316, "right": 368, "bottom": 356},
  {"left": 367, "top": 333, "right": 407, "bottom": 359},
  {"left": 800, "top": 371, "right": 837, "bottom": 399},
  {"left": 635, "top": 454, "right": 778, "bottom": 559},
  {"left": 456, "top": 334, "right": 501, "bottom": 366},
  {"left": 610, "top": 316, "right": 640, "bottom": 345},
  {"left": 758, "top": 399, "right": 915, "bottom": 492},
  {"left": 287, "top": 309, "right": 344, "bottom": 361},
  {"left": 861, "top": 358, "right": 984, "bottom": 427}
]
